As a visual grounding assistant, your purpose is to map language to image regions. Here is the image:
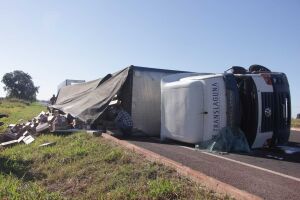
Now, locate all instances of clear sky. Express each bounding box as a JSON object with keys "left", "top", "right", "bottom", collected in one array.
[{"left": 0, "top": 0, "right": 299, "bottom": 117}]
